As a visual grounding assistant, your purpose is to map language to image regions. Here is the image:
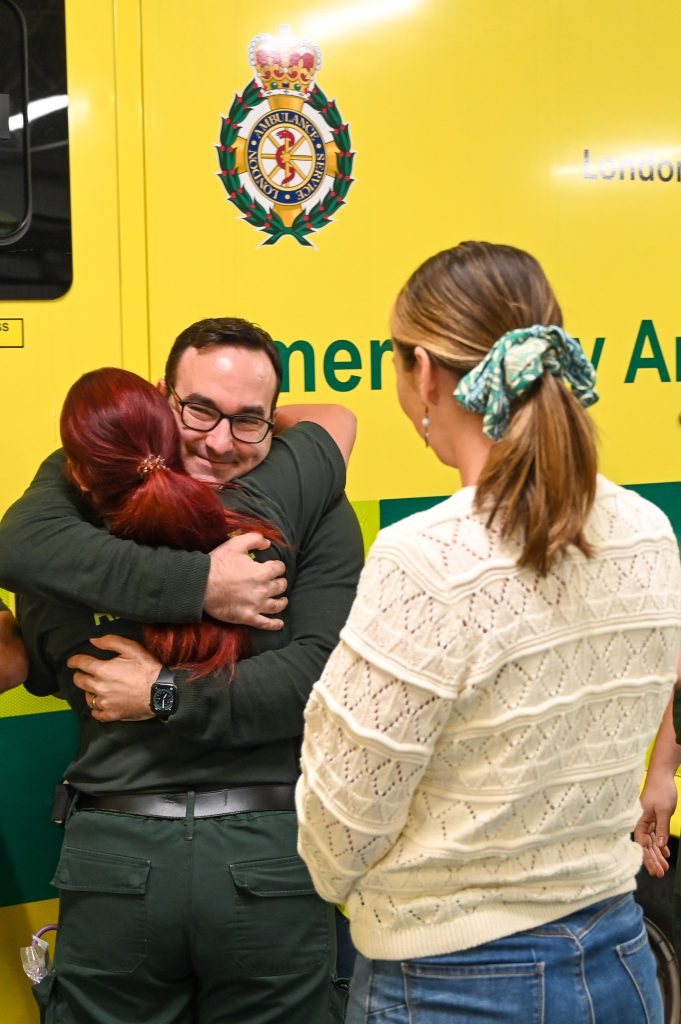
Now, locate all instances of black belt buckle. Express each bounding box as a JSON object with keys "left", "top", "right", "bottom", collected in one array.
[{"left": 51, "top": 782, "right": 75, "bottom": 826}]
